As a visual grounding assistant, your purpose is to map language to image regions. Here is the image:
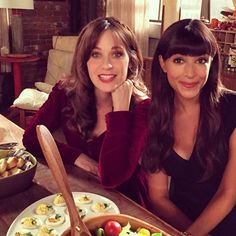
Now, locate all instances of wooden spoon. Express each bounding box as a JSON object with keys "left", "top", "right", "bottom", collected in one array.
[{"left": 36, "top": 125, "right": 92, "bottom": 236}]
